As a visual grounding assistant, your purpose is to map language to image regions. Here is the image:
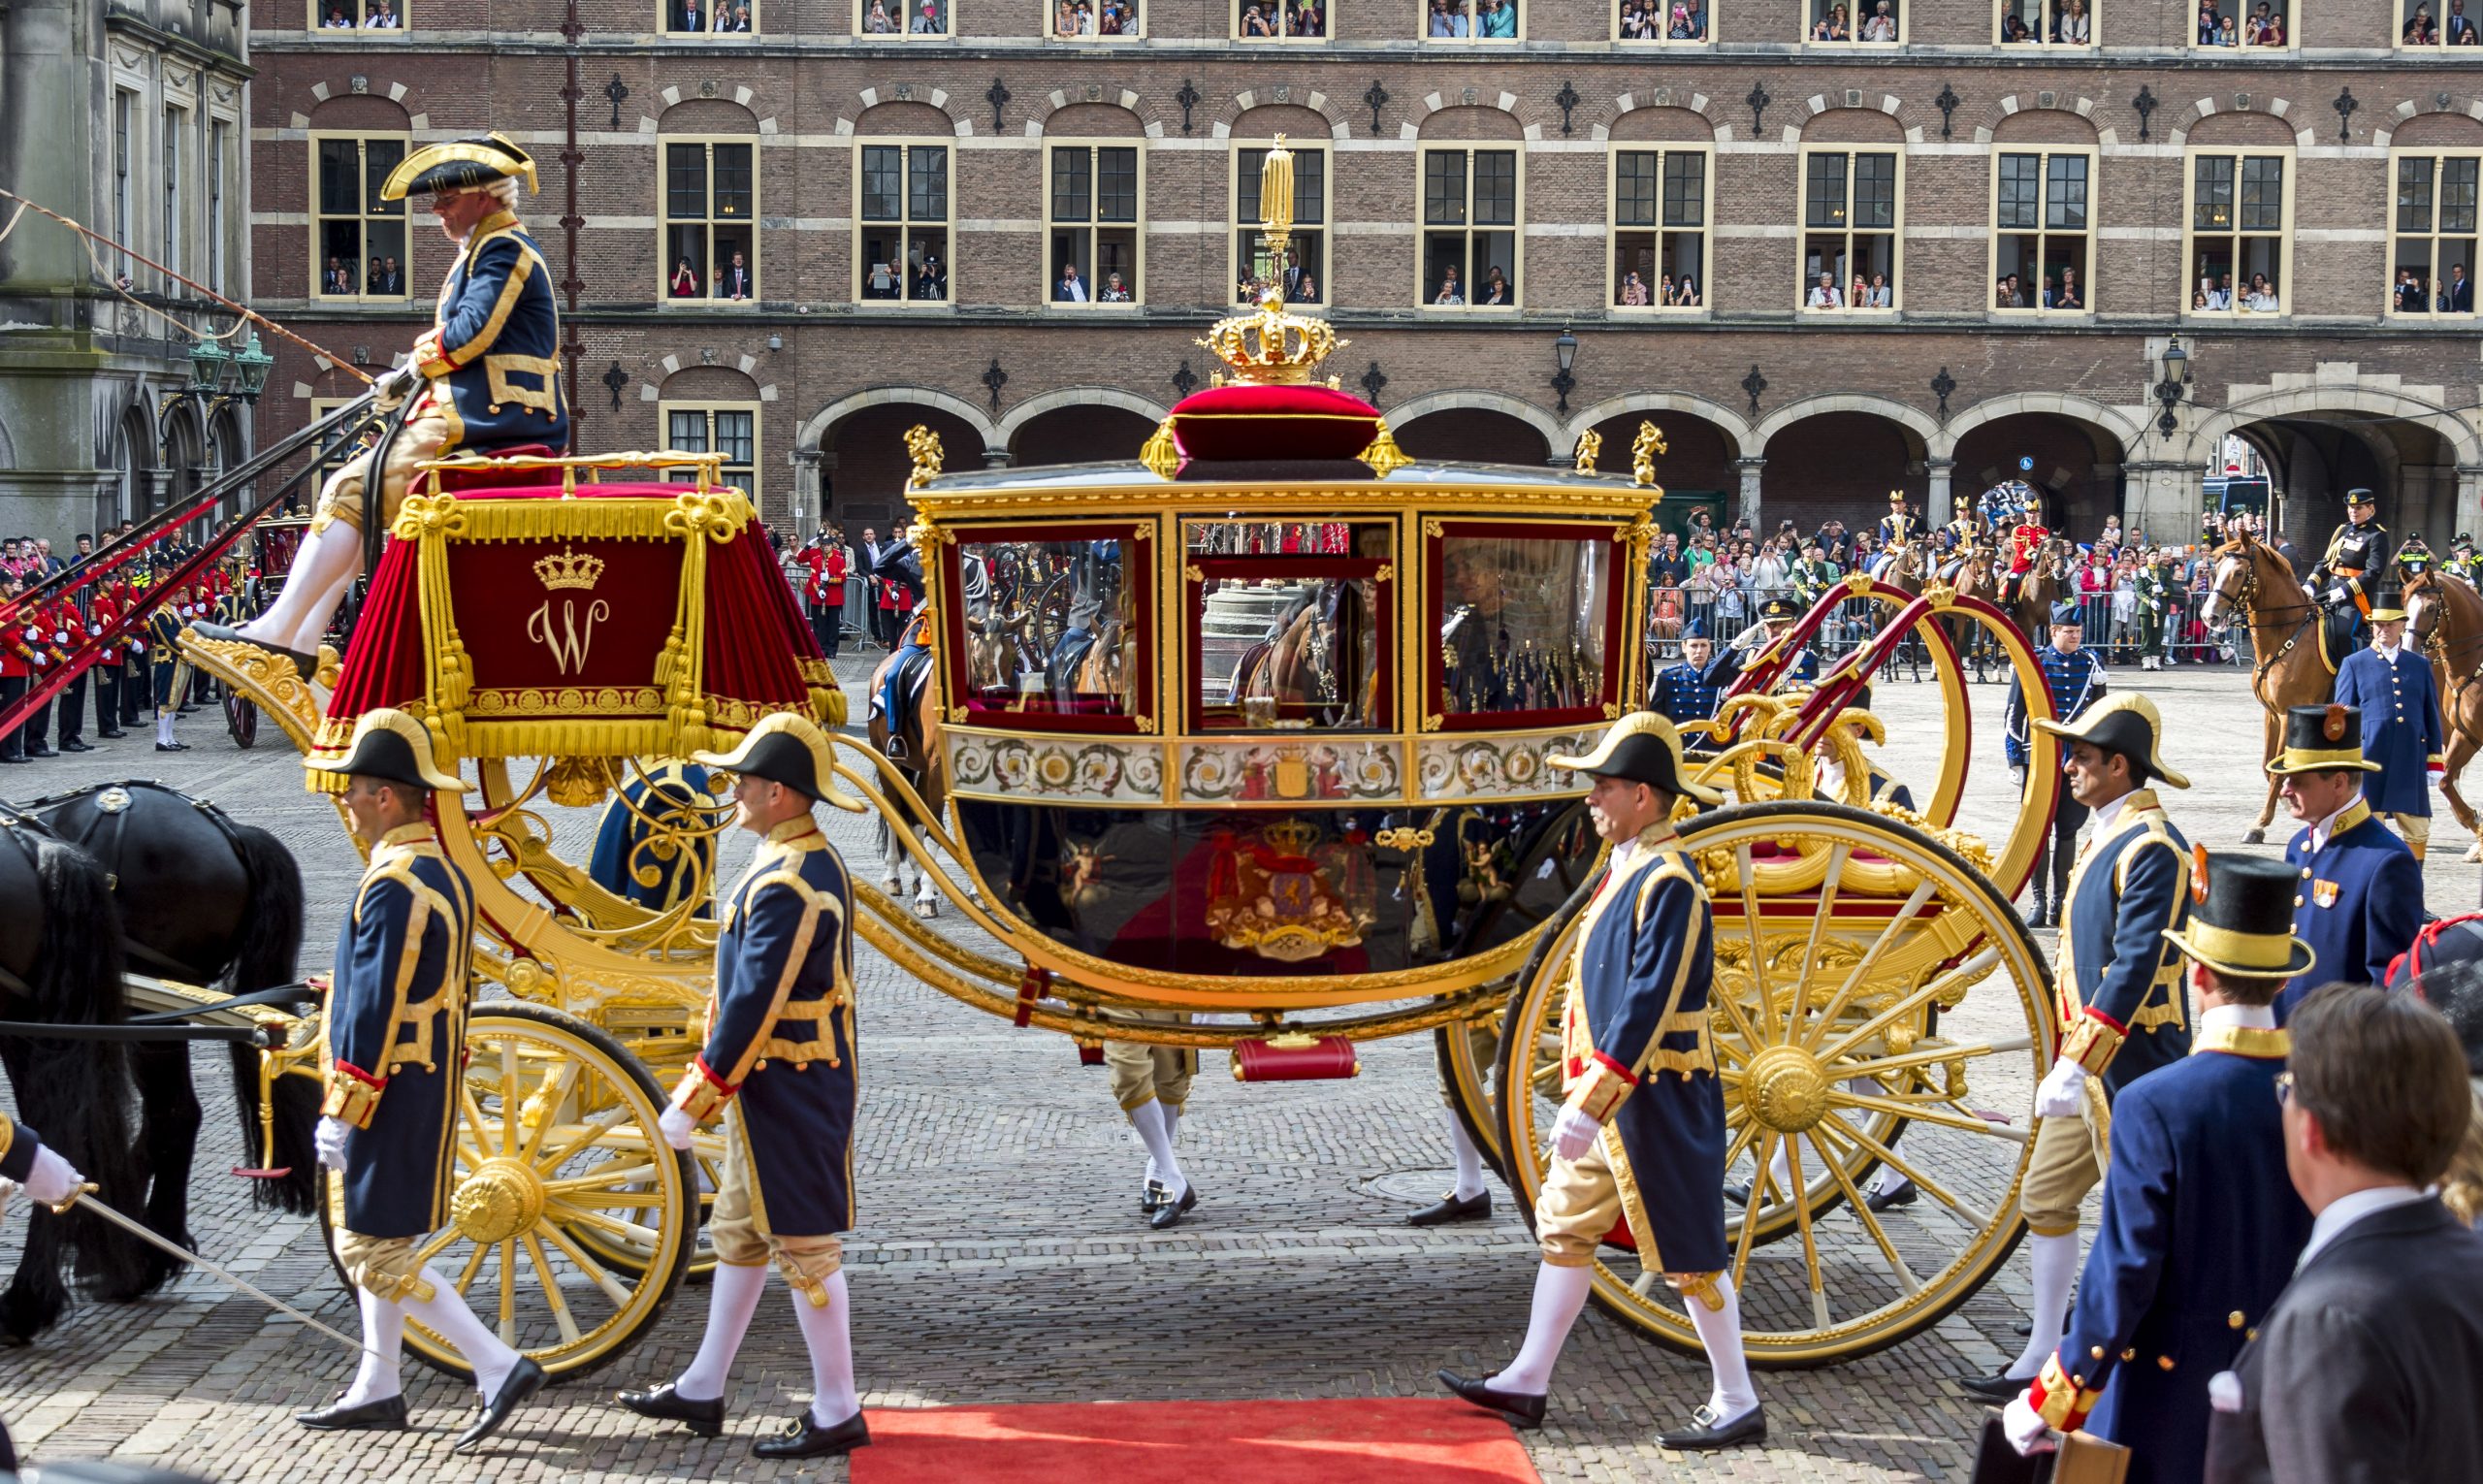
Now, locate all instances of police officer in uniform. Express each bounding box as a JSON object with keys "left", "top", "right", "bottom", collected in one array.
[
  {"left": 196, "top": 133, "right": 567, "bottom": 679},
  {"left": 1702, "top": 595, "right": 1819, "bottom": 692},
  {"left": 298, "top": 708, "right": 546, "bottom": 1448},
  {"left": 2310, "top": 488, "right": 2391, "bottom": 643},
  {"left": 2331, "top": 586, "right": 2445, "bottom": 859},
  {"left": 1650, "top": 619, "right": 1724, "bottom": 744},
  {"left": 2269, "top": 704, "right": 2424, "bottom": 1019},
  {"left": 2003, "top": 602, "right": 2108, "bottom": 926},
  {"left": 1439, "top": 714, "right": 1764, "bottom": 1451},
  {"left": 2002, "top": 853, "right": 2314, "bottom": 1483},
  {"left": 621, "top": 713, "right": 872, "bottom": 1461},
  {"left": 1963, "top": 695, "right": 2194, "bottom": 1403}
]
